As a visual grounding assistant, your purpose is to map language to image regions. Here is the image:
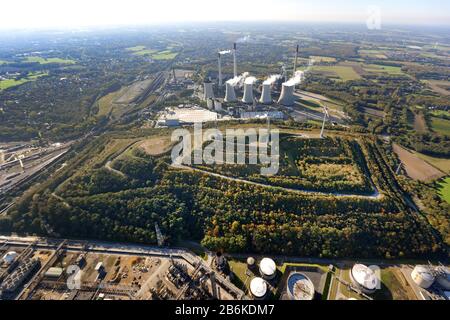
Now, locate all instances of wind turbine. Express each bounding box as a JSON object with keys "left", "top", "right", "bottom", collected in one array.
[{"left": 320, "top": 106, "right": 329, "bottom": 139}]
